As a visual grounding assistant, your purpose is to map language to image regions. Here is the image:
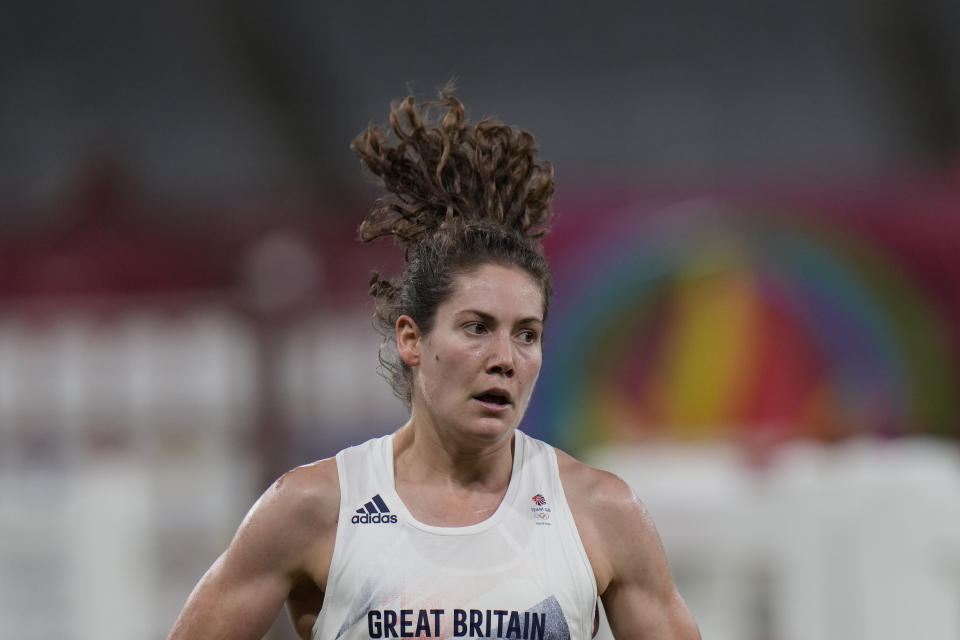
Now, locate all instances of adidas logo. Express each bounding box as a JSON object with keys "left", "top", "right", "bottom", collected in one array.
[{"left": 351, "top": 494, "right": 398, "bottom": 524}]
